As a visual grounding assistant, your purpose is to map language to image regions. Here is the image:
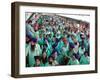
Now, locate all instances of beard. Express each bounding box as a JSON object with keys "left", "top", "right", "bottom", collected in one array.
[
  {"left": 26, "top": 40, "right": 30, "bottom": 44},
  {"left": 49, "top": 61, "right": 52, "bottom": 65},
  {"left": 31, "top": 45, "right": 36, "bottom": 51}
]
